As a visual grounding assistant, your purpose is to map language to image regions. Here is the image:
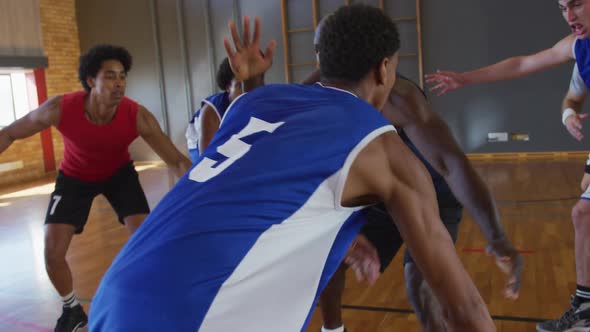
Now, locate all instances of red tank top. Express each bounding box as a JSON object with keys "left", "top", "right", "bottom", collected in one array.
[{"left": 58, "top": 91, "right": 139, "bottom": 182}]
